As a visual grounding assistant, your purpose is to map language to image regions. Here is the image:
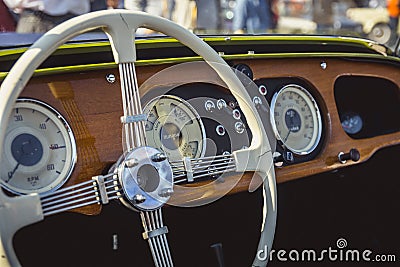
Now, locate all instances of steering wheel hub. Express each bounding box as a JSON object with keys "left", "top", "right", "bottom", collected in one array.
[{"left": 118, "top": 146, "right": 173, "bottom": 211}]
